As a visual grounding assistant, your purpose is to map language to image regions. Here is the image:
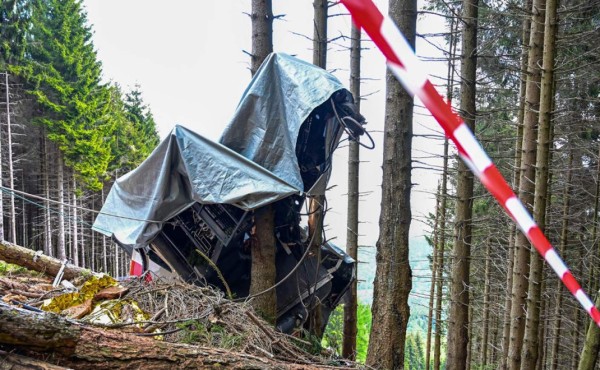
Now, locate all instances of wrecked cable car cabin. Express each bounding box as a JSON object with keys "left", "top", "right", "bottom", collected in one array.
[{"left": 93, "top": 53, "right": 366, "bottom": 334}]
